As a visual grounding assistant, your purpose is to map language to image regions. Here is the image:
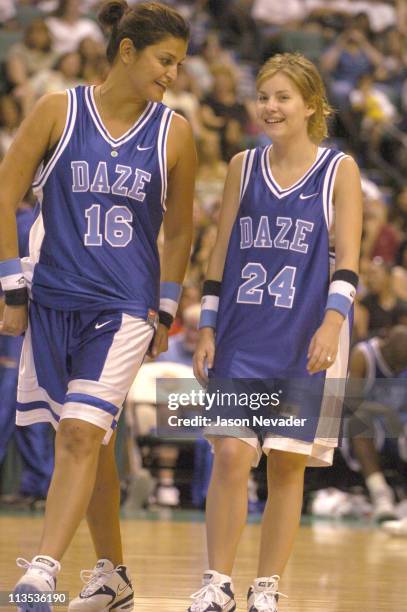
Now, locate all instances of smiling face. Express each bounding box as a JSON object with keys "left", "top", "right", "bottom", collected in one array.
[
  {"left": 256, "top": 71, "right": 315, "bottom": 143},
  {"left": 120, "top": 36, "right": 188, "bottom": 102}
]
